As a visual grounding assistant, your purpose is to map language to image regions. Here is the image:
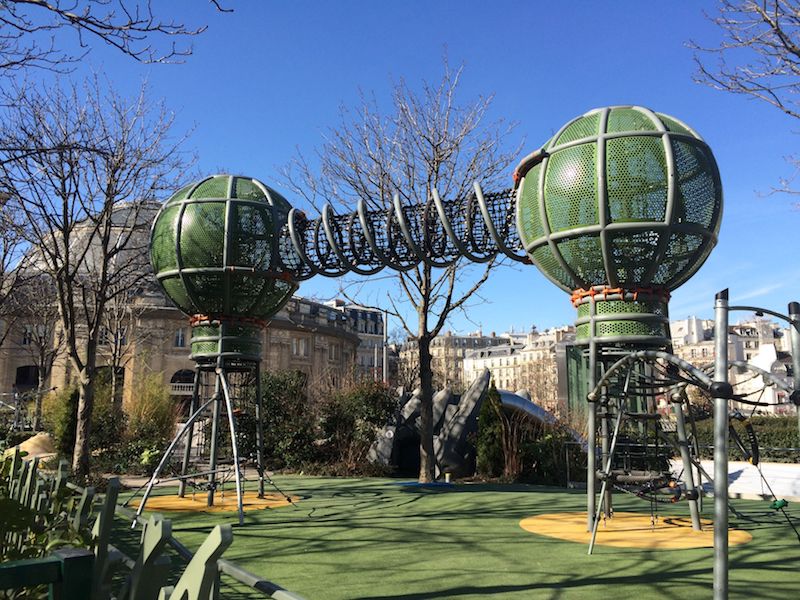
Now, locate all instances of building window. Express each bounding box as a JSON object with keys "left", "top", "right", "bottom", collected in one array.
[
  {"left": 292, "top": 337, "right": 309, "bottom": 357},
  {"left": 21, "top": 325, "right": 33, "bottom": 346},
  {"left": 329, "top": 344, "right": 340, "bottom": 361},
  {"left": 174, "top": 328, "right": 186, "bottom": 348}
]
